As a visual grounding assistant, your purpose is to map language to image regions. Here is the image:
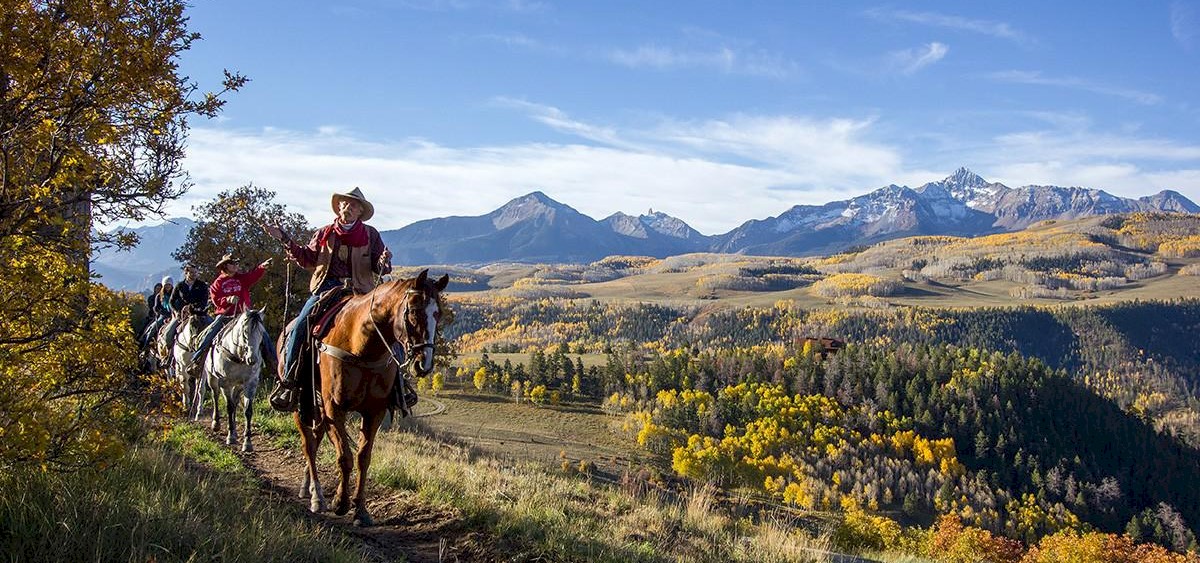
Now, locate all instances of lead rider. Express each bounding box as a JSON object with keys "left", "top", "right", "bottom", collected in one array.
[{"left": 263, "top": 187, "right": 393, "bottom": 410}]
